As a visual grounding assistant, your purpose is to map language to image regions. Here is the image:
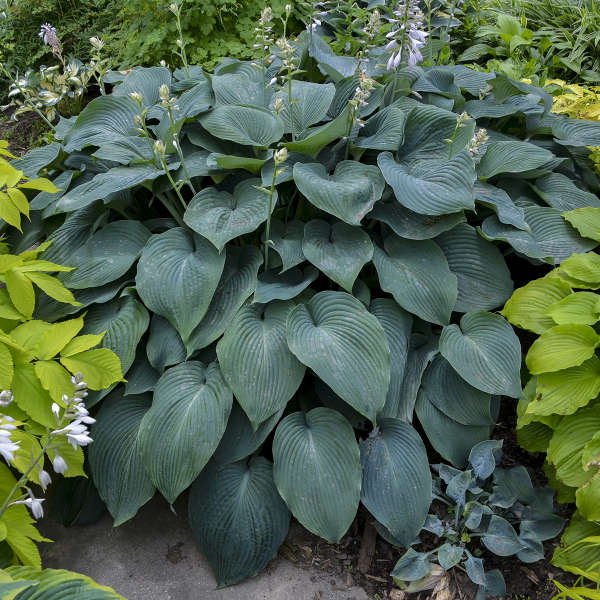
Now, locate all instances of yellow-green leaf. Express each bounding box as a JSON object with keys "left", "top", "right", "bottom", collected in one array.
[
  {"left": 564, "top": 207, "right": 600, "bottom": 242},
  {"left": 6, "top": 188, "right": 29, "bottom": 219},
  {"left": 18, "top": 240, "right": 53, "bottom": 261},
  {"left": 60, "top": 333, "right": 105, "bottom": 357},
  {"left": 501, "top": 275, "right": 572, "bottom": 334},
  {"left": 526, "top": 324, "right": 600, "bottom": 374},
  {"left": 44, "top": 435, "right": 86, "bottom": 478},
  {"left": 545, "top": 291, "right": 600, "bottom": 325},
  {"left": 576, "top": 473, "right": 600, "bottom": 521},
  {"left": 0, "top": 342, "right": 13, "bottom": 389},
  {"left": 0, "top": 193, "right": 22, "bottom": 230},
  {"left": 0, "top": 289, "right": 24, "bottom": 321},
  {"left": 11, "top": 363, "right": 55, "bottom": 427},
  {"left": 34, "top": 360, "right": 74, "bottom": 404},
  {"left": 10, "top": 430, "right": 42, "bottom": 485},
  {"left": 5, "top": 270, "right": 35, "bottom": 317},
  {"left": 35, "top": 316, "right": 84, "bottom": 360},
  {"left": 0, "top": 255, "right": 23, "bottom": 273},
  {"left": 24, "top": 272, "right": 81, "bottom": 306},
  {"left": 16, "top": 260, "right": 73, "bottom": 273},
  {"left": 60, "top": 348, "right": 124, "bottom": 390},
  {"left": 18, "top": 177, "right": 60, "bottom": 193},
  {"left": 559, "top": 253, "right": 600, "bottom": 287},
  {"left": 9, "top": 321, "right": 52, "bottom": 353}
]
